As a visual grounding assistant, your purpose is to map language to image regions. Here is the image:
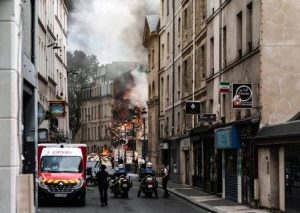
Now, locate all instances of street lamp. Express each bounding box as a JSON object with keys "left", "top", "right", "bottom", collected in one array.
[
  {"left": 123, "top": 120, "right": 128, "bottom": 164},
  {"left": 131, "top": 115, "right": 137, "bottom": 161},
  {"left": 141, "top": 108, "right": 147, "bottom": 160}
]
